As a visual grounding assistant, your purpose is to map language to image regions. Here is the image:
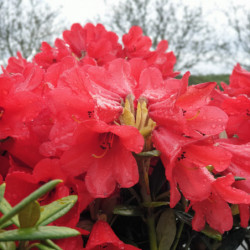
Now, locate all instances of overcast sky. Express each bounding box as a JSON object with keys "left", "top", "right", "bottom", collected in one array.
[
  {"left": 50, "top": 0, "right": 249, "bottom": 24},
  {"left": 48, "top": 0, "right": 250, "bottom": 74}
]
